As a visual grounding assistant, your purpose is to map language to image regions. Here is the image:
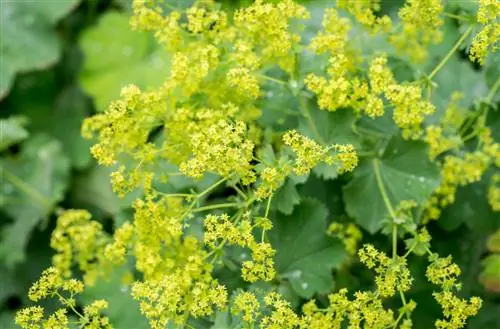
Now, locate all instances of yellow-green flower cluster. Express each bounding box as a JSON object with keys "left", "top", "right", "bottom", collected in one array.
[
  {"left": 226, "top": 68, "right": 260, "bottom": 99},
  {"left": 433, "top": 291, "right": 482, "bottom": 329},
  {"left": 425, "top": 126, "right": 462, "bottom": 160},
  {"left": 309, "top": 8, "right": 351, "bottom": 54},
  {"left": 204, "top": 213, "right": 253, "bottom": 248},
  {"left": 132, "top": 273, "right": 227, "bottom": 328},
  {"left": 234, "top": 0, "right": 309, "bottom": 72},
  {"left": 488, "top": 173, "right": 500, "bottom": 211},
  {"left": 424, "top": 152, "right": 490, "bottom": 220},
  {"left": 359, "top": 244, "right": 413, "bottom": 297},
  {"left": 282, "top": 130, "right": 358, "bottom": 175},
  {"left": 104, "top": 222, "right": 134, "bottom": 265},
  {"left": 390, "top": 0, "right": 444, "bottom": 62},
  {"left": 255, "top": 165, "right": 290, "bottom": 200},
  {"left": 261, "top": 292, "right": 300, "bottom": 328},
  {"left": 17, "top": 267, "right": 111, "bottom": 329},
  {"left": 385, "top": 84, "right": 436, "bottom": 139},
  {"left": 426, "top": 256, "right": 462, "bottom": 290},
  {"left": 50, "top": 210, "right": 109, "bottom": 284},
  {"left": 337, "top": 0, "right": 392, "bottom": 32},
  {"left": 180, "top": 120, "right": 255, "bottom": 182},
  {"left": 327, "top": 222, "right": 362, "bottom": 255},
  {"left": 470, "top": 0, "right": 499, "bottom": 64},
  {"left": 423, "top": 126, "right": 499, "bottom": 221},
  {"left": 426, "top": 255, "right": 482, "bottom": 329},
  {"left": 132, "top": 197, "right": 185, "bottom": 277},
  {"left": 231, "top": 291, "right": 261, "bottom": 323},
  {"left": 204, "top": 213, "right": 276, "bottom": 282}
]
